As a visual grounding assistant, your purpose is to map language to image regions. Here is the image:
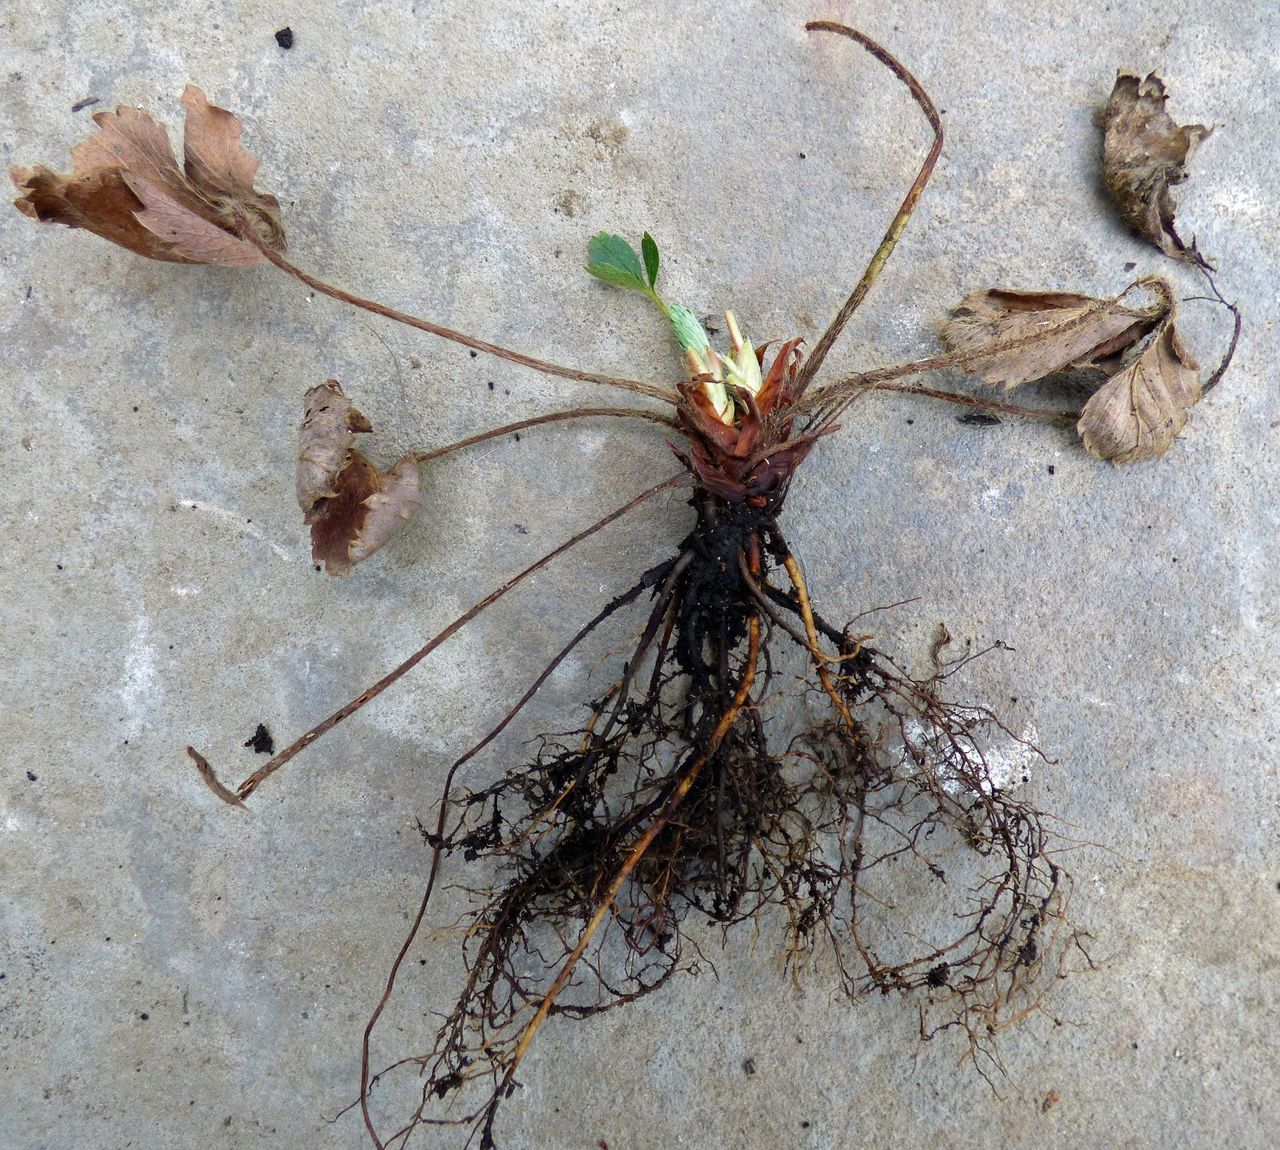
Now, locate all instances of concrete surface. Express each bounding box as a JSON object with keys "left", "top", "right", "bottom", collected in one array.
[{"left": 2, "top": 2, "right": 1277, "bottom": 1148}]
